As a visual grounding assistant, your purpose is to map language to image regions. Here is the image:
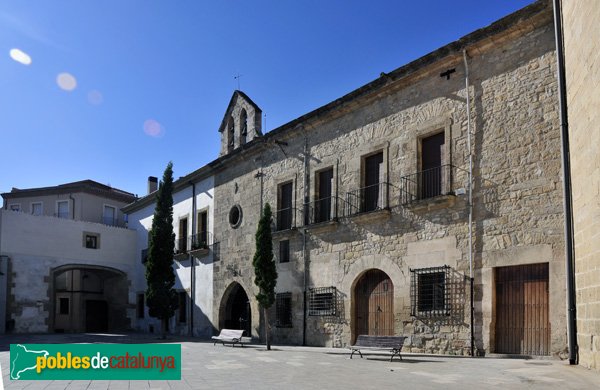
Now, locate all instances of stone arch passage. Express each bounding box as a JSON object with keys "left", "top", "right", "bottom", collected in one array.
[
  {"left": 219, "top": 282, "right": 251, "bottom": 336},
  {"left": 352, "top": 269, "right": 394, "bottom": 343},
  {"left": 52, "top": 265, "right": 128, "bottom": 333}
]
